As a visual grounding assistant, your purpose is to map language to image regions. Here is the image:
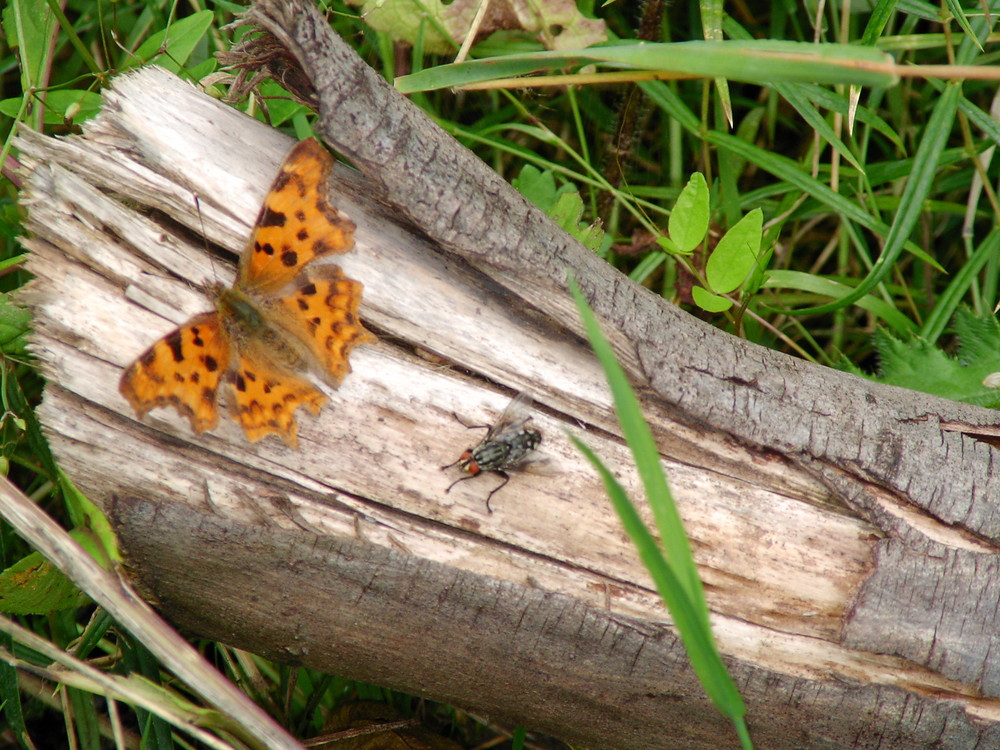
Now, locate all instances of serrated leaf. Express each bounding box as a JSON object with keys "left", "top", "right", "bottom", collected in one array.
[
  {"left": 873, "top": 310, "right": 1000, "bottom": 409},
  {"left": 692, "top": 285, "right": 732, "bottom": 312},
  {"left": 578, "top": 220, "right": 604, "bottom": 251},
  {"left": 0, "top": 293, "right": 30, "bottom": 357},
  {"left": 513, "top": 164, "right": 559, "bottom": 211},
  {"left": 669, "top": 173, "right": 709, "bottom": 253},
  {"left": 362, "top": 0, "right": 607, "bottom": 56},
  {"left": 551, "top": 190, "right": 584, "bottom": 233},
  {"left": 706, "top": 208, "right": 762, "bottom": 294}
]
